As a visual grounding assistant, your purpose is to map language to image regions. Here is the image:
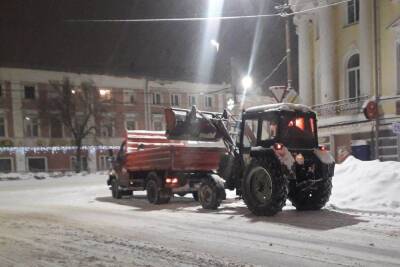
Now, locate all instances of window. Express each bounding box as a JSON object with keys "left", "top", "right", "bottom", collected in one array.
[
  {"left": 260, "top": 120, "right": 277, "bottom": 142},
  {"left": 50, "top": 117, "right": 63, "bottom": 138},
  {"left": 27, "top": 157, "right": 46, "bottom": 172},
  {"left": 100, "top": 122, "right": 114, "bottom": 137},
  {"left": 0, "top": 158, "right": 12, "bottom": 173},
  {"left": 347, "top": 53, "right": 360, "bottom": 99},
  {"left": 124, "top": 90, "right": 136, "bottom": 104},
  {"left": 243, "top": 119, "right": 258, "bottom": 148},
  {"left": 152, "top": 93, "right": 161, "bottom": 105},
  {"left": 70, "top": 156, "right": 88, "bottom": 171},
  {"left": 24, "top": 86, "right": 36, "bottom": 99},
  {"left": 99, "top": 89, "right": 112, "bottom": 101},
  {"left": 189, "top": 95, "right": 197, "bottom": 106},
  {"left": 397, "top": 42, "right": 400, "bottom": 94},
  {"left": 153, "top": 120, "right": 163, "bottom": 131},
  {"left": 126, "top": 119, "right": 136, "bottom": 130},
  {"left": 99, "top": 155, "right": 111, "bottom": 171},
  {"left": 0, "top": 117, "right": 6, "bottom": 137},
  {"left": 24, "top": 116, "right": 39, "bottom": 137},
  {"left": 347, "top": 0, "right": 359, "bottom": 25},
  {"left": 205, "top": 95, "right": 213, "bottom": 108},
  {"left": 171, "top": 94, "right": 180, "bottom": 106}
]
